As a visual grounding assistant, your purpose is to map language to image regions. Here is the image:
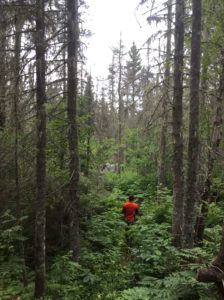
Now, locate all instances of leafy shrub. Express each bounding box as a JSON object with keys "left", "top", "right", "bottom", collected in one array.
[
  {"left": 103, "top": 171, "right": 119, "bottom": 191},
  {"left": 115, "top": 271, "right": 217, "bottom": 300},
  {"left": 0, "top": 211, "right": 29, "bottom": 299},
  {"left": 130, "top": 222, "right": 180, "bottom": 278},
  {"left": 206, "top": 202, "right": 224, "bottom": 227},
  {"left": 117, "top": 287, "right": 151, "bottom": 300},
  {"left": 117, "top": 170, "right": 141, "bottom": 194},
  {"left": 138, "top": 271, "right": 216, "bottom": 300},
  {"left": 152, "top": 195, "right": 172, "bottom": 224},
  {"left": 47, "top": 253, "right": 84, "bottom": 299}
]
